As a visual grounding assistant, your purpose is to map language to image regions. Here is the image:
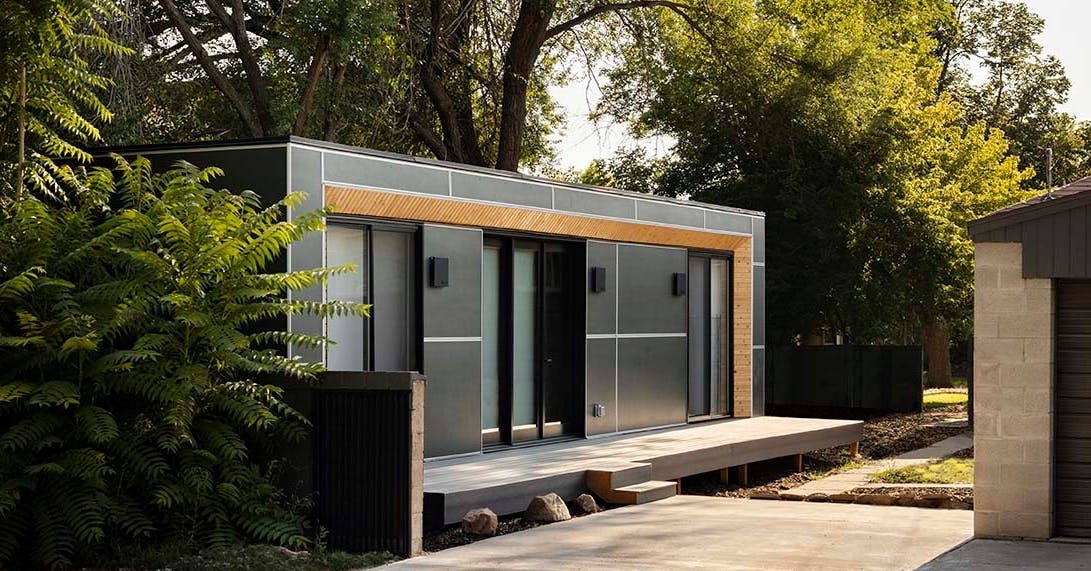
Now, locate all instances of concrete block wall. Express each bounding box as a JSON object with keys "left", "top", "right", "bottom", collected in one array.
[{"left": 973, "top": 241, "right": 1054, "bottom": 539}]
